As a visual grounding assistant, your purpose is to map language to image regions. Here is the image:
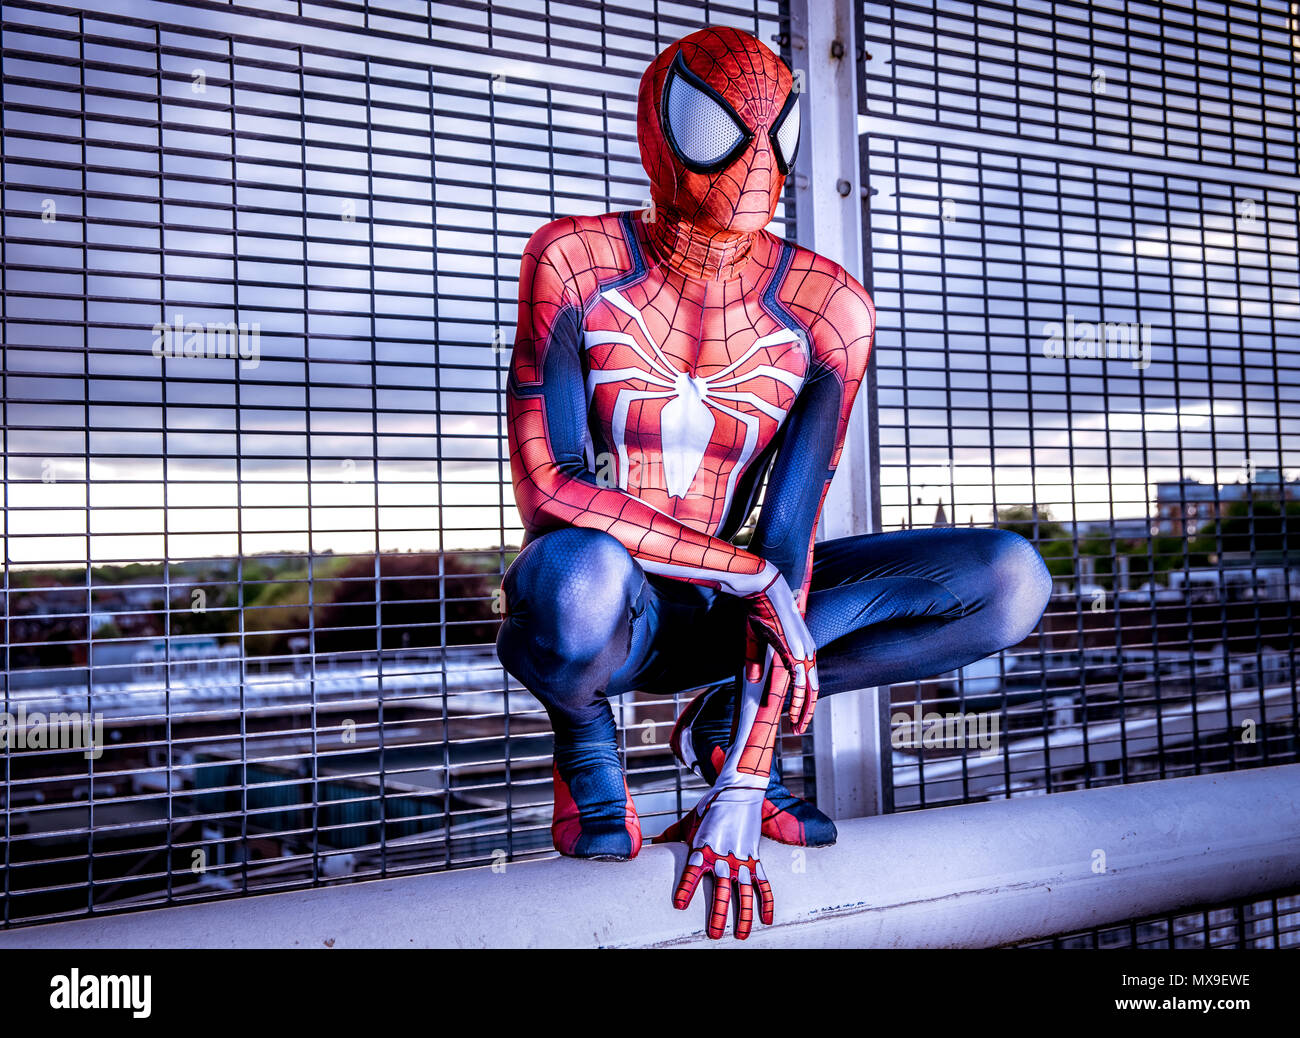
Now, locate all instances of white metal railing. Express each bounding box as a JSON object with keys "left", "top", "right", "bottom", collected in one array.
[{"left": 4, "top": 764, "right": 1297, "bottom": 948}]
